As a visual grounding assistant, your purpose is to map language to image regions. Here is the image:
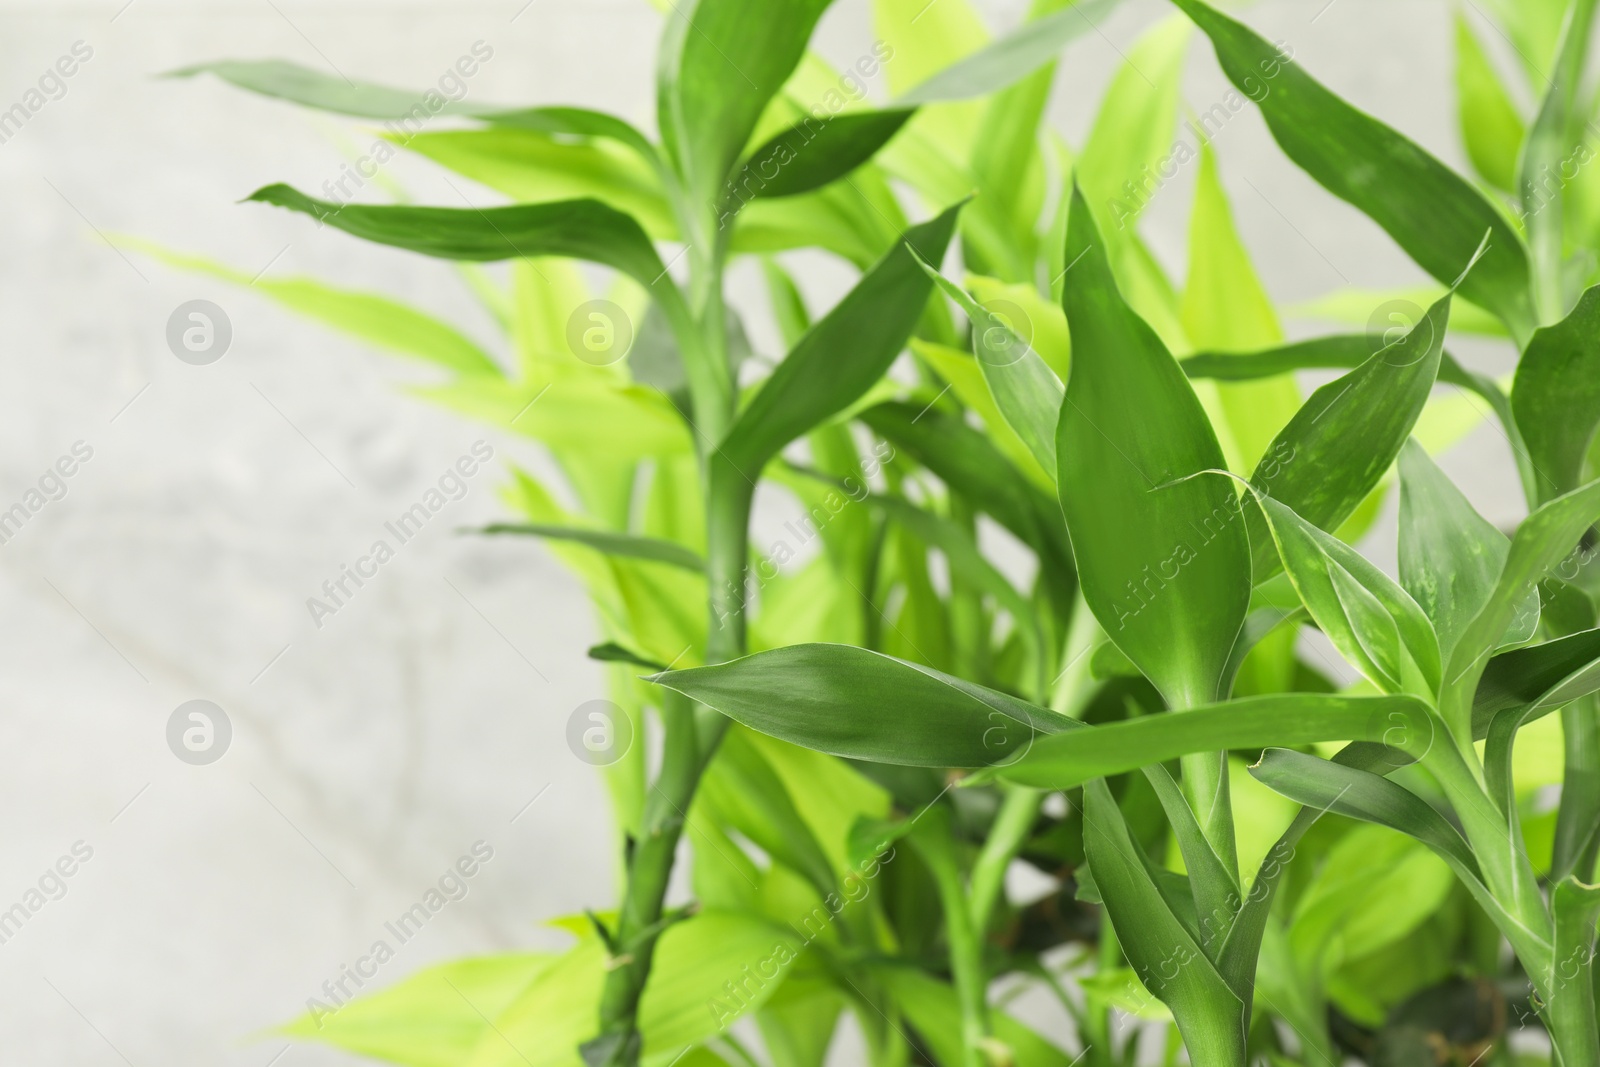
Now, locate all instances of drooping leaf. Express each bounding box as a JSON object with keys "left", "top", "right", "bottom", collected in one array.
[
  {"left": 1513, "top": 286, "right": 1600, "bottom": 503},
  {"left": 1244, "top": 294, "right": 1448, "bottom": 582},
  {"left": 121, "top": 238, "right": 500, "bottom": 377},
  {"left": 1399, "top": 439, "right": 1537, "bottom": 659},
  {"left": 1057, "top": 185, "right": 1249, "bottom": 708},
  {"left": 1454, "top": 14, "right": 1526, "bottom": 193},
  {"left": 1172, "top": 0, "right": 1537, "bottom": 342},
  {"left": 715, "top": 203, "right": 963, "bottom": 487},
  {"left": 245, "top": 185, "right": 675, "bottom": 293},
  {"left": 471, "top": 523, "right": 705, "bottom": 573},
  {"left": 1000, "top": 693, "right": 1434, "bottom": 790},
  {"left": 654, "top": 644, "right": 1069, "bottom": 768}
]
